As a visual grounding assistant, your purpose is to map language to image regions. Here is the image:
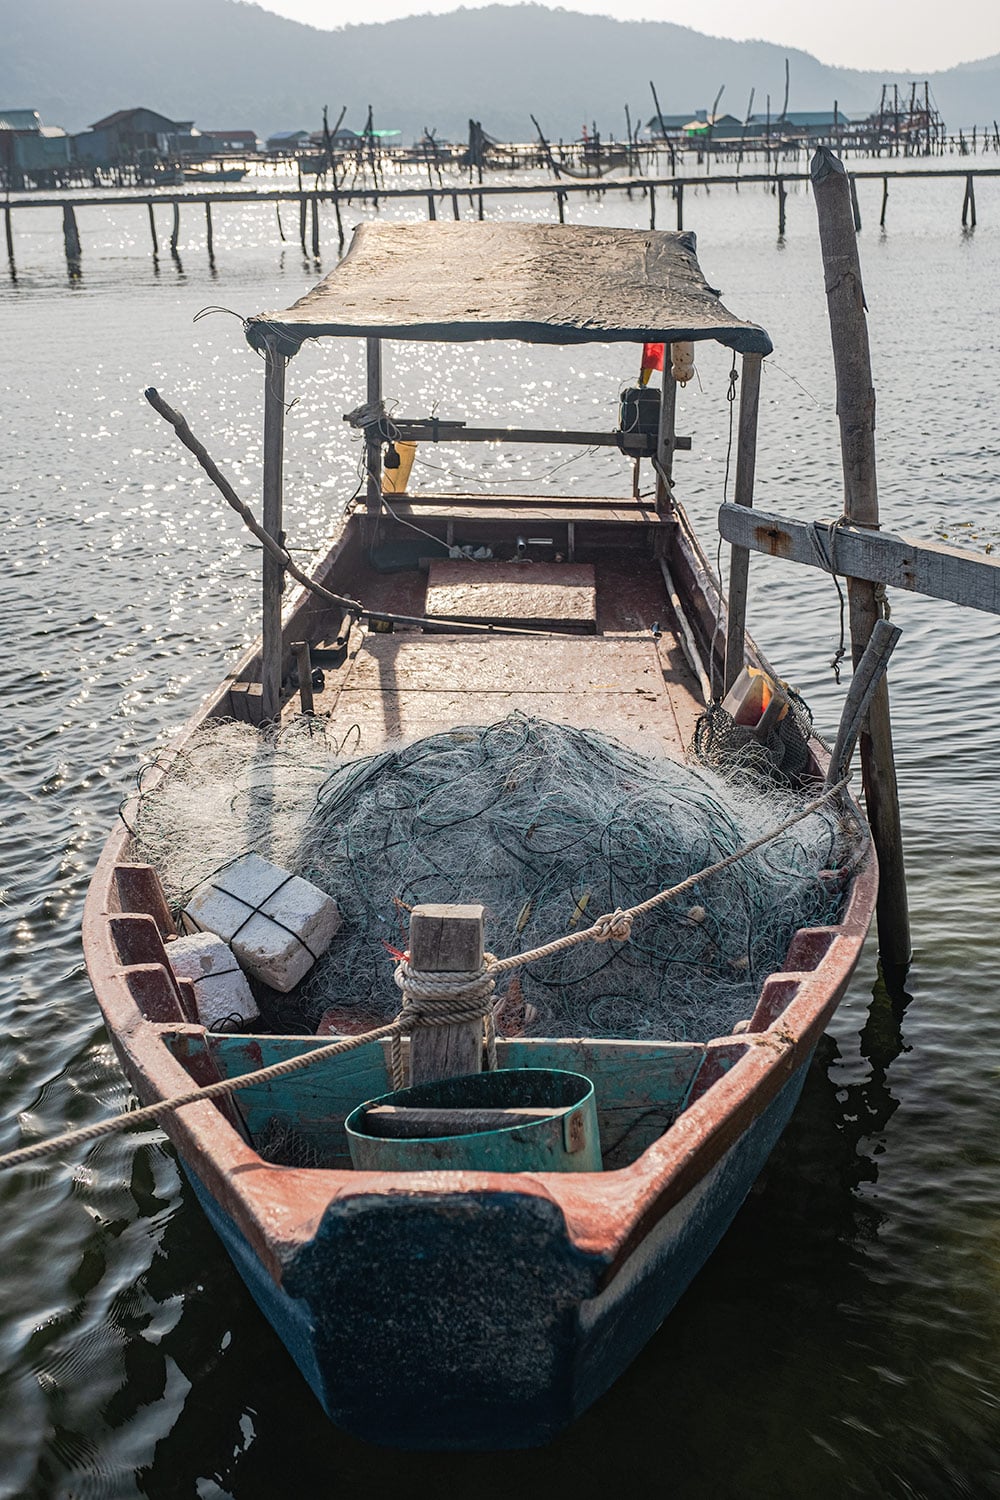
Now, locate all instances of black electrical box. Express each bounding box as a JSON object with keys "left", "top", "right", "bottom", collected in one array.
[{"left": 618, "top": 386, "right": 660, "bottom": 439}]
